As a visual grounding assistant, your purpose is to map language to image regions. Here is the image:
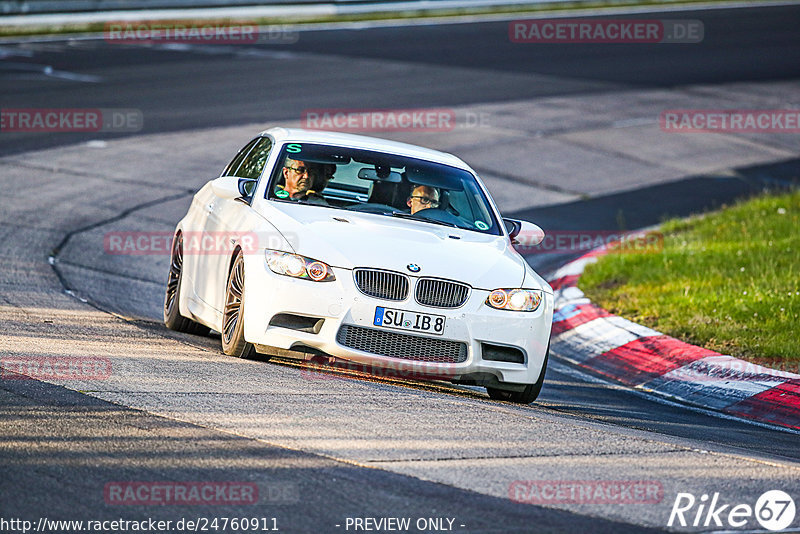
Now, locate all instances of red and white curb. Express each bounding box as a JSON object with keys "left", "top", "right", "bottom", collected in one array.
[{"left": 547, "top": 248, "right": 800, "bottom": 431}]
